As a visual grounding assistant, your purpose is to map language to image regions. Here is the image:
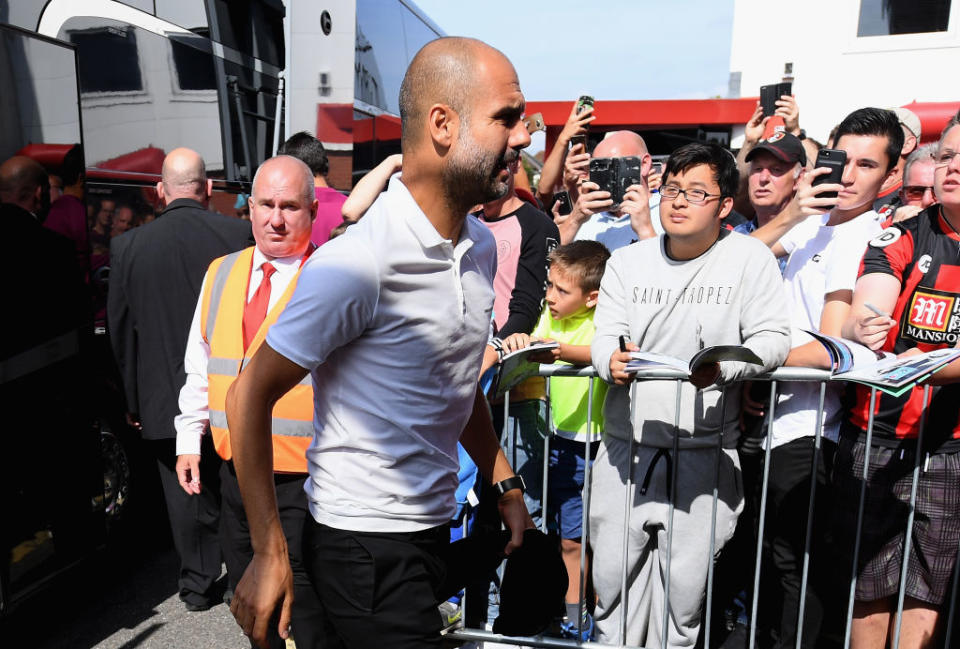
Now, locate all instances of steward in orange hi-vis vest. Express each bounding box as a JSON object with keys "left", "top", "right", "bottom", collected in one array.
[{"left": 200, "top": 246, "right": 313, "bottom": 473}]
